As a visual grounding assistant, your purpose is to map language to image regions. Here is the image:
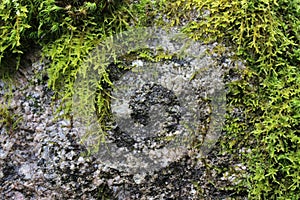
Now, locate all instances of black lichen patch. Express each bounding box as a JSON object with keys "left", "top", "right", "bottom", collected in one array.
[
  {"left": 129, "top": 83, "right": 181, "bottom": 127},
  {"left": 105, "top": 82, "right": 183, "bottom": 150},
  {"left": 109, "top": 126, "right": 136, "bottom": 150}
]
